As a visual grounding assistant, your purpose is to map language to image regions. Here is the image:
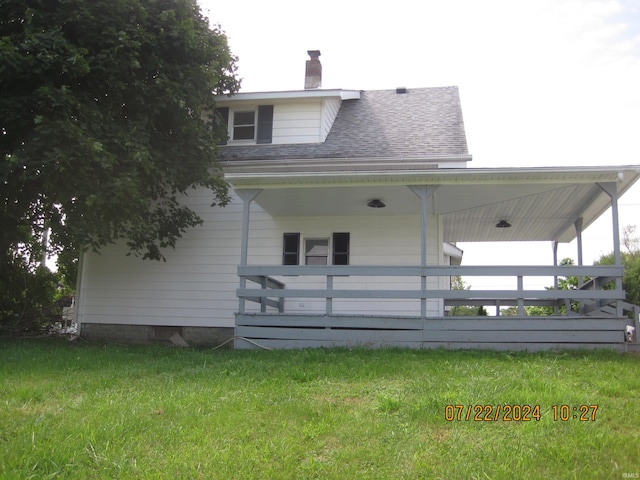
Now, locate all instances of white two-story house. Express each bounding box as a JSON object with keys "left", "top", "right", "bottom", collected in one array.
[{"left": 76, "top": 51, "right": 640, "bottom": 350}]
